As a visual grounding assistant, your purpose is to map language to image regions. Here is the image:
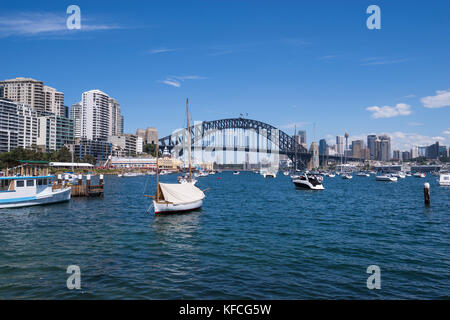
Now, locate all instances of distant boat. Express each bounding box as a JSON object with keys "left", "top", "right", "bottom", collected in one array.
[
  {"left": 123, "top": 172, "right": 139, "bottom": 177},
  {"left": 117, "top": 174, "right": 123, "bottom": 177},
  {"left": 356, "top": 172, "right": 370, "bottom": 177},
  {"left": 262, "top": 171, "right": 277, "bottom": 178},
  {"left": 376, "top": 174, "right": 398, "bottom": 182},
  {"left": 342, "top": 173, "right": 353, "bottom": 179},
  {"left": 392, "top": 172, "right": 406, "bottom": 179},
  {"left": 438, "top": 172, "right": 450, "bottom": 186},
  {"left": 328, "top": 173, "right": 336, "bottom": 178},
  {"left": 414, "top": 172, "right": 426, "bottom": 178},
  {"left": 233, "top": 171, "right": 240, "bottom": 175},
  {"left": 283, "top": 171, "right": 289, "bottom": 176}
]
